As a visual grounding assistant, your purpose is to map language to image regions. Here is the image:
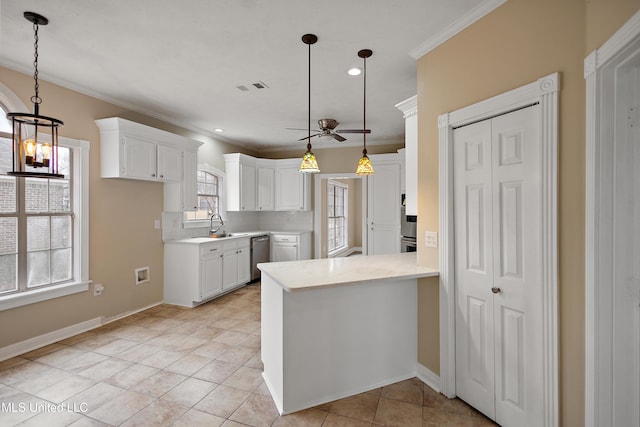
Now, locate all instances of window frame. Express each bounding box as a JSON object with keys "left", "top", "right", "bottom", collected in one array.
[
  {"left": 327, "top": 180, "right": 348, "bottom": 256},
  {"left": 183, "top": 163, "right": 226, "bottom": 228},
  {"left": 0, "top": 87, "right": 90, "bottom": 311}
]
